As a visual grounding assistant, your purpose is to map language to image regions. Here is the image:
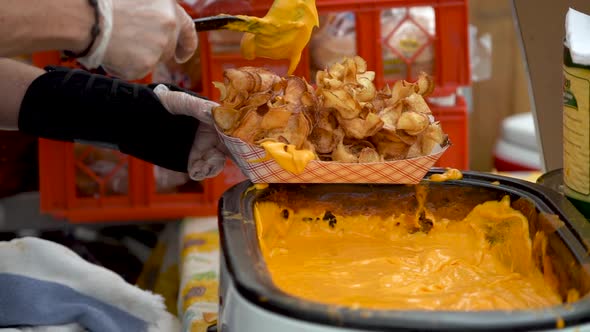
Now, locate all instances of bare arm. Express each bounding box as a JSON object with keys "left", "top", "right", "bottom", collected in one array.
[
  {"left": 0, "top": 58, "right": 44, "bottom": 130},
  {"left": 5, "top": 63, "right": 223, "bottom": 177},
  {"left": 0, "top": 1, "right": 198, "bottom": 80},
  {"left": 0, "top": 0, "right": 93, "bottom": 56}
]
